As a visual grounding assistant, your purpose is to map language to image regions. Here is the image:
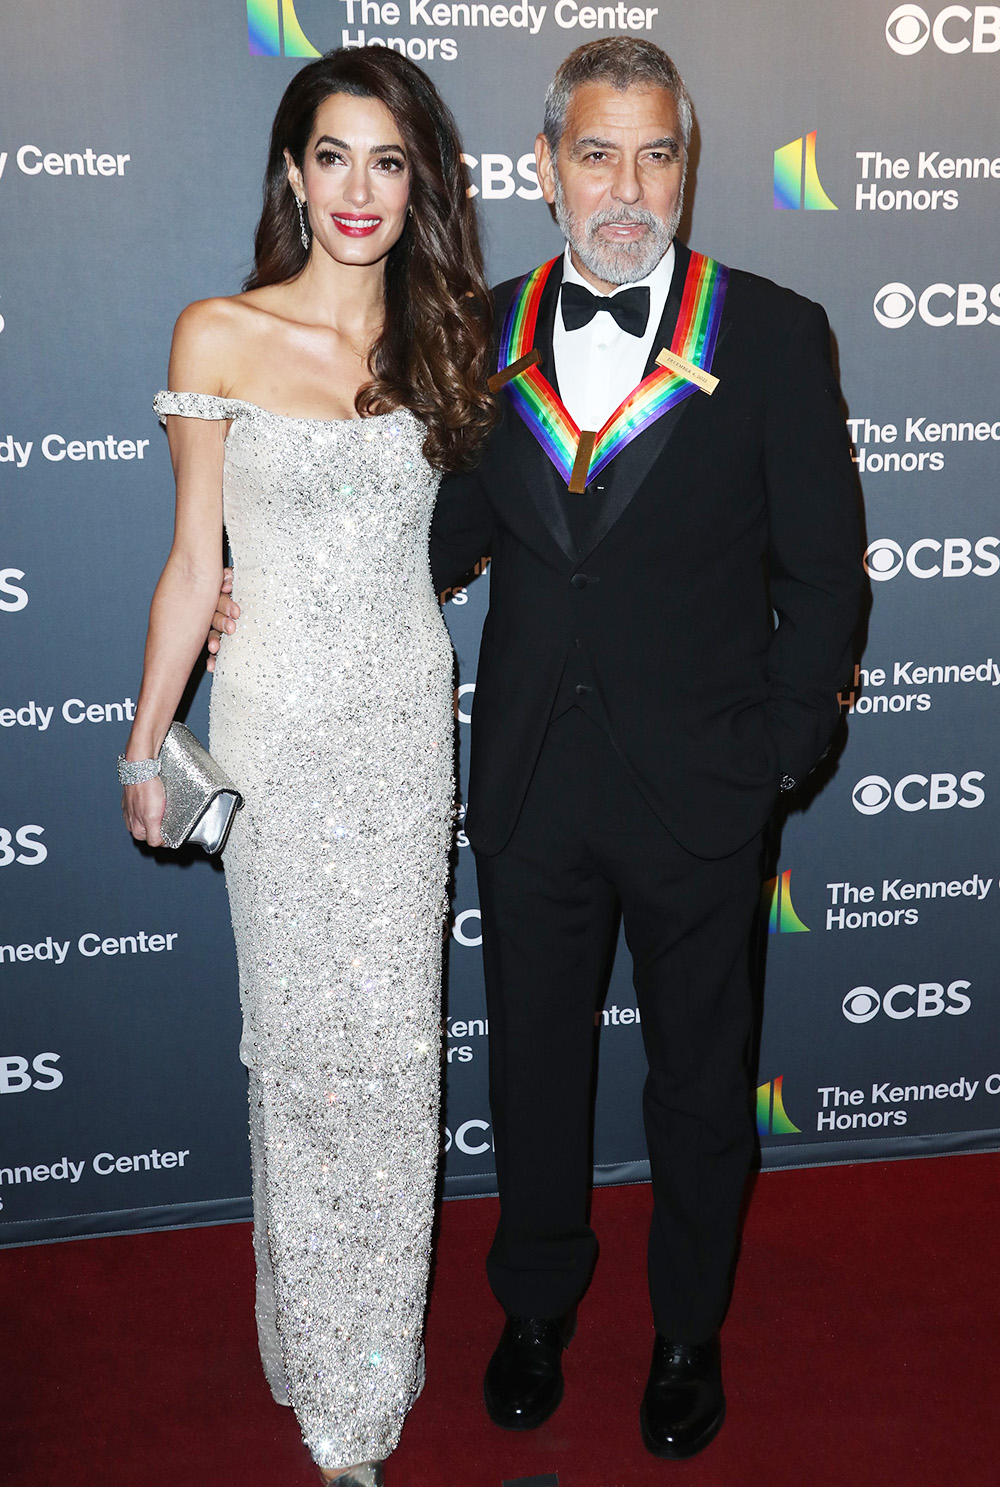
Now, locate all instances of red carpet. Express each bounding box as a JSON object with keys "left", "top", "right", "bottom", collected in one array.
[{"left": 3, "top": 1154, "right": 998, "bottom": 1486}]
